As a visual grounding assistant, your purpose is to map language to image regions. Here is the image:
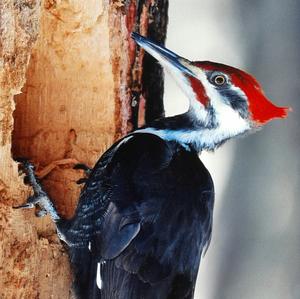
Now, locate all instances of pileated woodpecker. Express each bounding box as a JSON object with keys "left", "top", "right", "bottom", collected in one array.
[{"left": 15, "top": 33, "right": 289, "bottom": 299}]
